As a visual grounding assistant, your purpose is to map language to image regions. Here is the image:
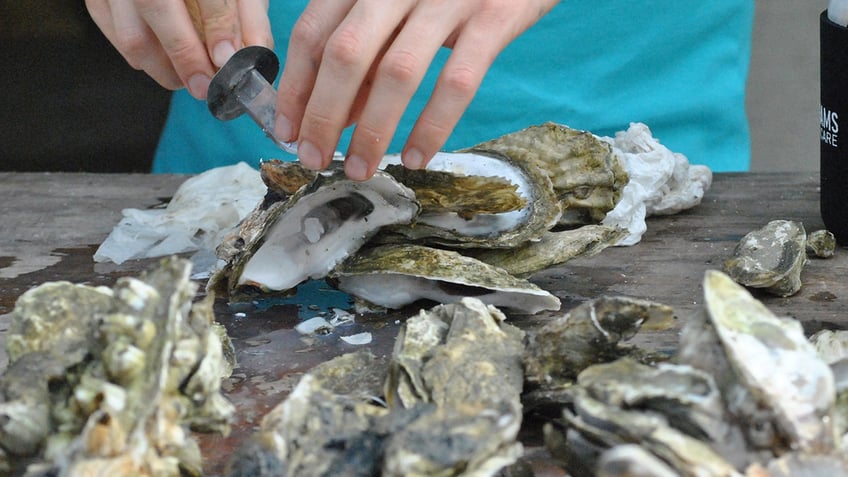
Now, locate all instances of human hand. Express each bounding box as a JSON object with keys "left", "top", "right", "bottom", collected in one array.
[
  {"left": 274, "top": 0, "right": 560, "bottom": 181},
  {"left": 85, "top": 0, "right": 273, "bottom": 99}
]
